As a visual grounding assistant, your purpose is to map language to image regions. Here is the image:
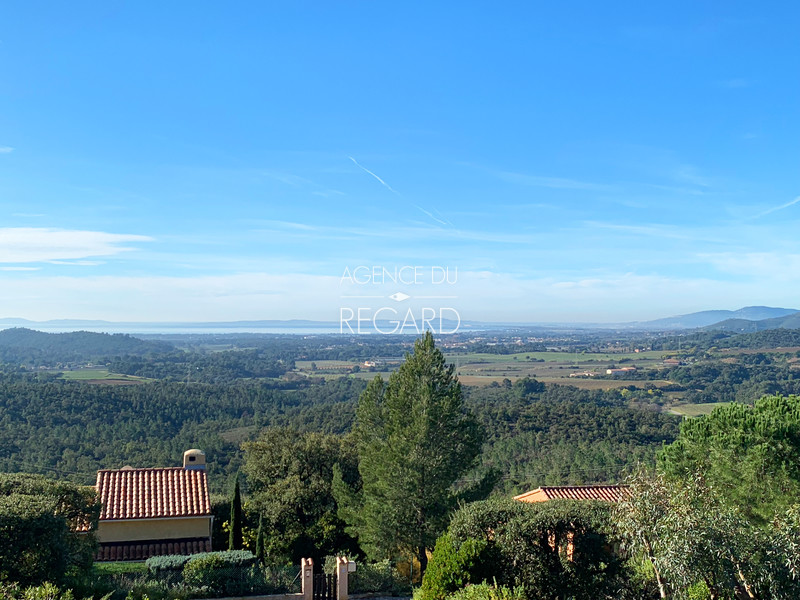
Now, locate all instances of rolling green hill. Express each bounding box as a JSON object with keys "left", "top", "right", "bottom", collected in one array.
[
  {"left": 706, "top": 312, "right": 800, "bottom": 333},
  {"left": 0, "top": 328, "right": 173, "bottom": 365}
]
